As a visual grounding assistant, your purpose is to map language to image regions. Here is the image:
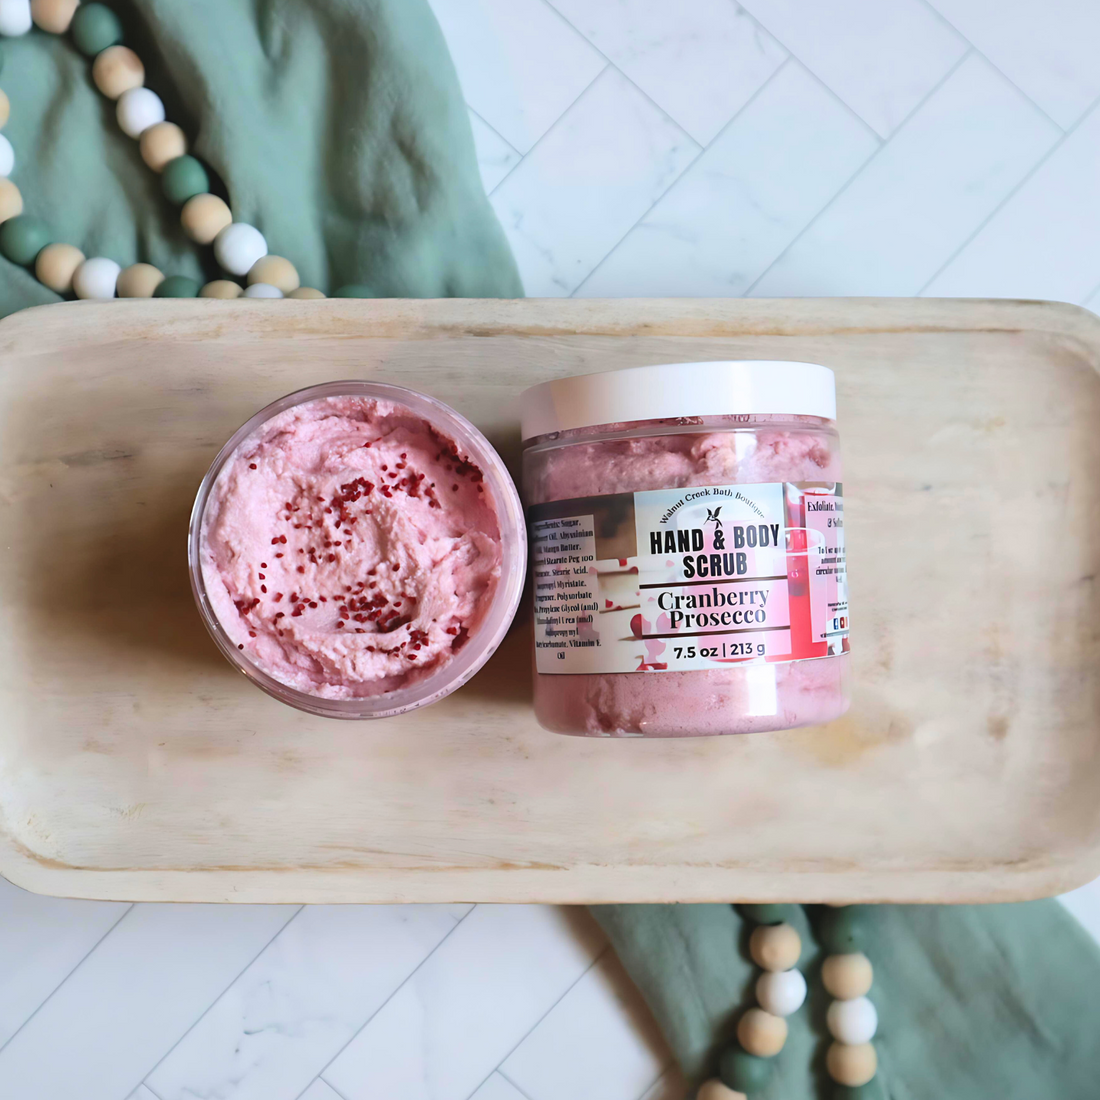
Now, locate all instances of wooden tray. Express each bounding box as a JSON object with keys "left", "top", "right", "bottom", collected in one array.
[{"left": 1, "top": 297, "right": 1098, "bottom": 904}]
